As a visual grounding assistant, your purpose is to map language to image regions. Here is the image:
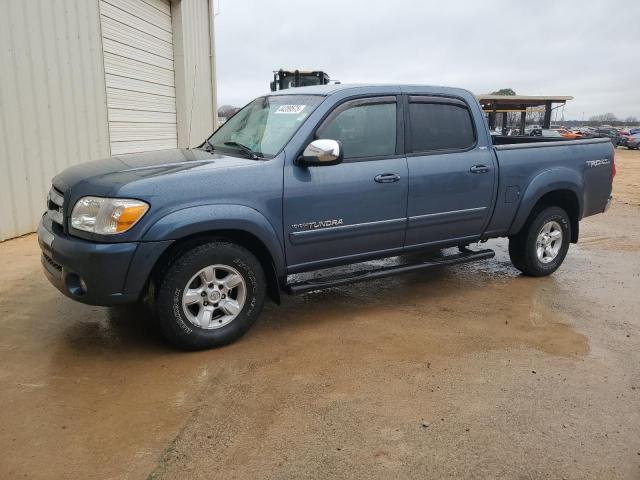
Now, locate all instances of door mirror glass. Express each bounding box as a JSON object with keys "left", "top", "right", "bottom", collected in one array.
[{"left": 299, "top": 139, "right": 343, "bottom": 166}]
